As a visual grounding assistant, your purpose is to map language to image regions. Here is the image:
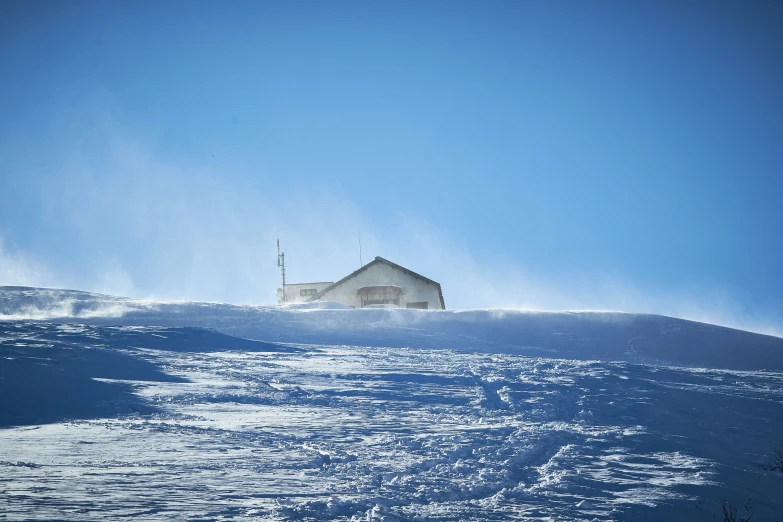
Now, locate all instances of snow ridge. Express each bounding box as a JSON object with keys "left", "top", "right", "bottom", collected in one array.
[{"left": 2, "top": 286, "right": 782, "bottom": 371}]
